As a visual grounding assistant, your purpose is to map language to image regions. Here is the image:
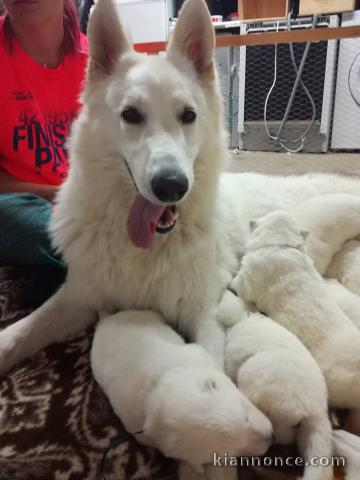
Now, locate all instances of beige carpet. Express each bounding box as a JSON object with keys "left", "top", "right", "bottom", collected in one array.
[{"left": 228, "top": 151, "right": 360, "bottom": 177}]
